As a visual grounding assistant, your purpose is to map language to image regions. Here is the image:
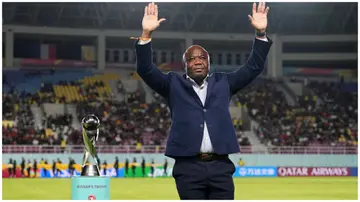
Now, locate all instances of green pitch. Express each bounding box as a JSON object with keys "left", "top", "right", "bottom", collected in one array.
[{"left": 2, "top": 177, "right": 358, "bottom": 200}]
